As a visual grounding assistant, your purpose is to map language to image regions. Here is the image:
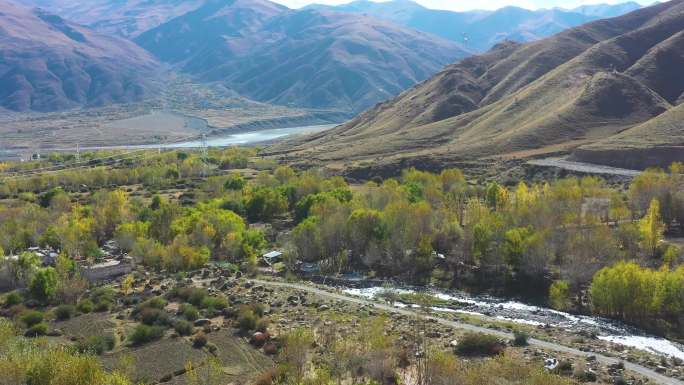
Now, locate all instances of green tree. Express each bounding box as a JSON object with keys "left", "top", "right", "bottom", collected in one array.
[
  {"left": 549, "top": 280, "right": 571, "bottom": 311},
  {"left": 347, "top": 209, "right": 386, "bottom": 262},
  {"left": 224, "top": 174, "right": 246, "bottom": 191},
  {"left": 502, "top": 227, "right": 534, "bottom": 270},
  {"left": 412, "top": 236, "right": 434, "bottom": 284},
  {"left": 292, "top": 217, "right": 323, "bottom": 262},
  {"left": 29, "top": 267, "right": 58, "bottom": 303},
  {"left": 245, "top": 188, "right": 288, "bottom": 222},
  {"left": 281, "top": 328, "right": 314, "bottom": 381}
]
